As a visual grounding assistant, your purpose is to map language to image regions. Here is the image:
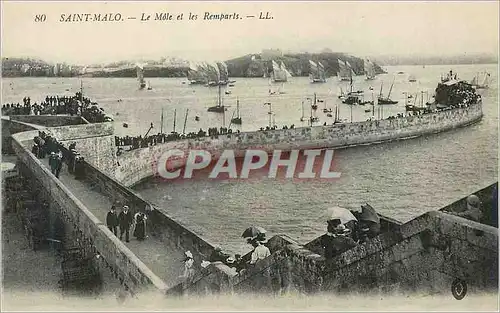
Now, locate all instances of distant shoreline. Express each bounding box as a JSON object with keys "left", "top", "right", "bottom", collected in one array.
[{"left": 2, "top": 61, "right": 497, "bottom": 79}]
